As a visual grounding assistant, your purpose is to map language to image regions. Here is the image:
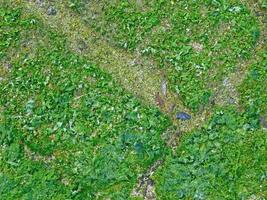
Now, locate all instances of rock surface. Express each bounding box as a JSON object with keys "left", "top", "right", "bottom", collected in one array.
[
  {"left": 176, "top": 112, "right": 191, "bottom": 121},
  {"left": 47, "top": 6, "right": 57, "bottom": 15}
]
